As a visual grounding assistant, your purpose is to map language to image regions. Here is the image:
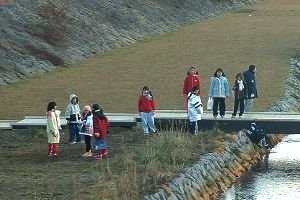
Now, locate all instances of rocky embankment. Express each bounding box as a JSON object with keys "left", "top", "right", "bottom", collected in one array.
[
  {"left": 144, "top": 57, "right": 300, "bottom": 199},
  {"left": 0, "top": 0, "right": 259, "bottom": 85}
]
